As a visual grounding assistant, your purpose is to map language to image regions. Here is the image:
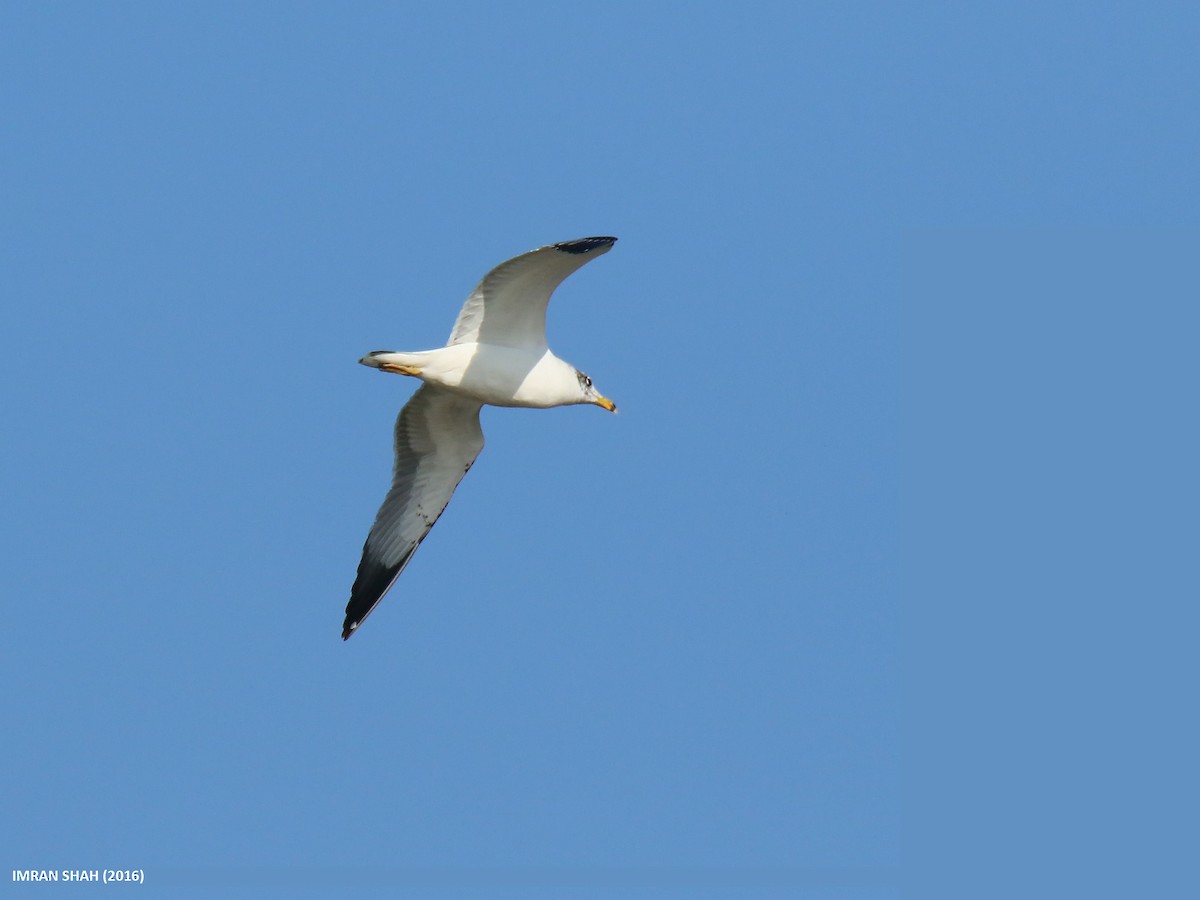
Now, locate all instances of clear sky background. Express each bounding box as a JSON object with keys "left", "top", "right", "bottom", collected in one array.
[{"left": 2, "top": 3, "right": 1196, "bottom": 899}]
